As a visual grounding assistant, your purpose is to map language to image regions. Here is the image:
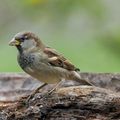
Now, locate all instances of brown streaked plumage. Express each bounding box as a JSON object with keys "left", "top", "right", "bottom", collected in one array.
[{"left": 9, "top": 31, "right": 92, "bottom": 87}]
